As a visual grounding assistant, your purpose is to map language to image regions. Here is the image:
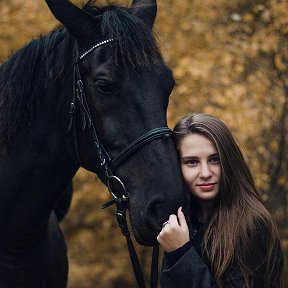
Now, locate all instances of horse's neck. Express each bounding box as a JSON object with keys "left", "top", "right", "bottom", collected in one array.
[
  {"left": 0, "top": 108, "right": 78, "bottom": 188},
  {"left": 0, "top": 99, "right": 78, "bottom": 252},
  {"left": 0, "top": 34, "right": 80, "bottom": 251},
  {"left": 0, "top": 138, "right": 78, "bottom": 250}
]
